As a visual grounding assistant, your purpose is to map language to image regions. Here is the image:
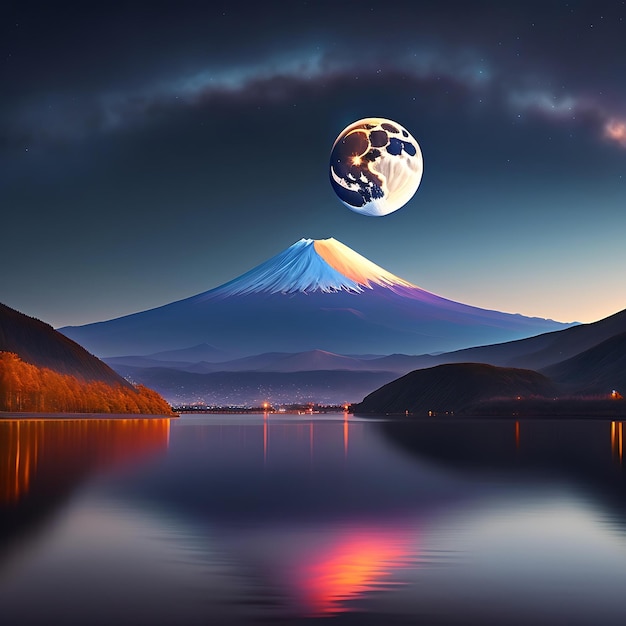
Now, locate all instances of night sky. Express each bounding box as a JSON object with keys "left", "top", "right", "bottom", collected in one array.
[{"left": 3, "top": 0, "right": 626, "bottom": 328}]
